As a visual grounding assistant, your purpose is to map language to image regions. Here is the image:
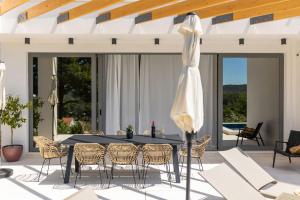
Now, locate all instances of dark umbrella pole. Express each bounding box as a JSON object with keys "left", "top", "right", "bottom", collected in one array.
[
  {"left": 51, "top": 105, "right": 55, "bottom": 140},
  {"left": 185, "top": 131, "right": 195, "bottom": 200}
]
